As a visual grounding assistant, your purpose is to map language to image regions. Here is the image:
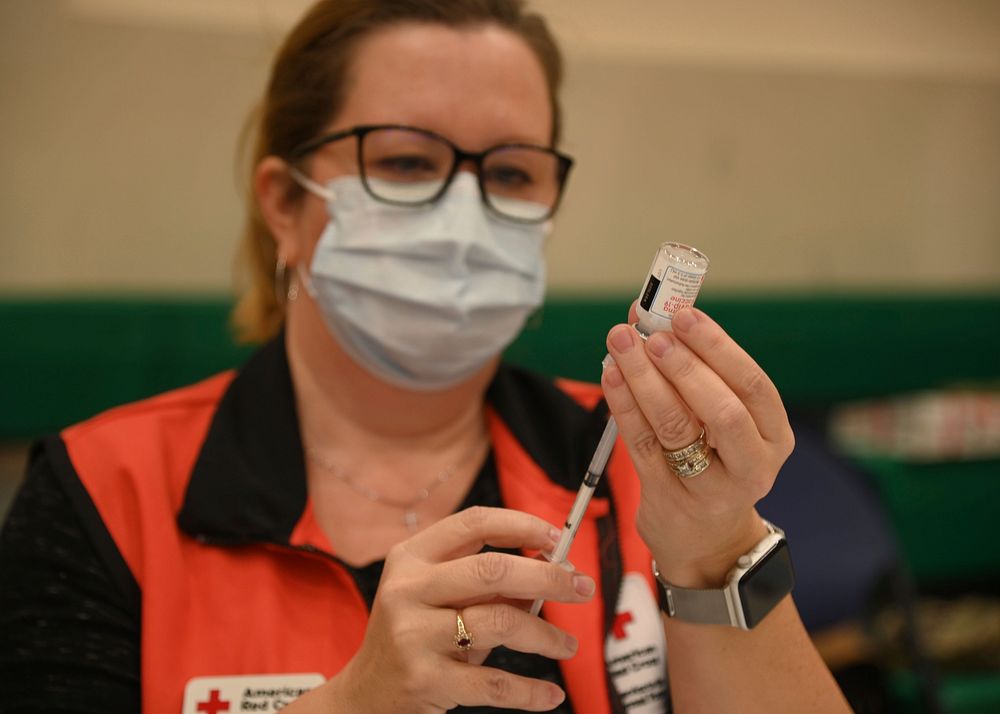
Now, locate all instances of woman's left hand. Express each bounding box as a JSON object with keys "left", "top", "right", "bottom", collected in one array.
[{"left": 601, "top": 305, "right": 795, "bottom": 588}]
